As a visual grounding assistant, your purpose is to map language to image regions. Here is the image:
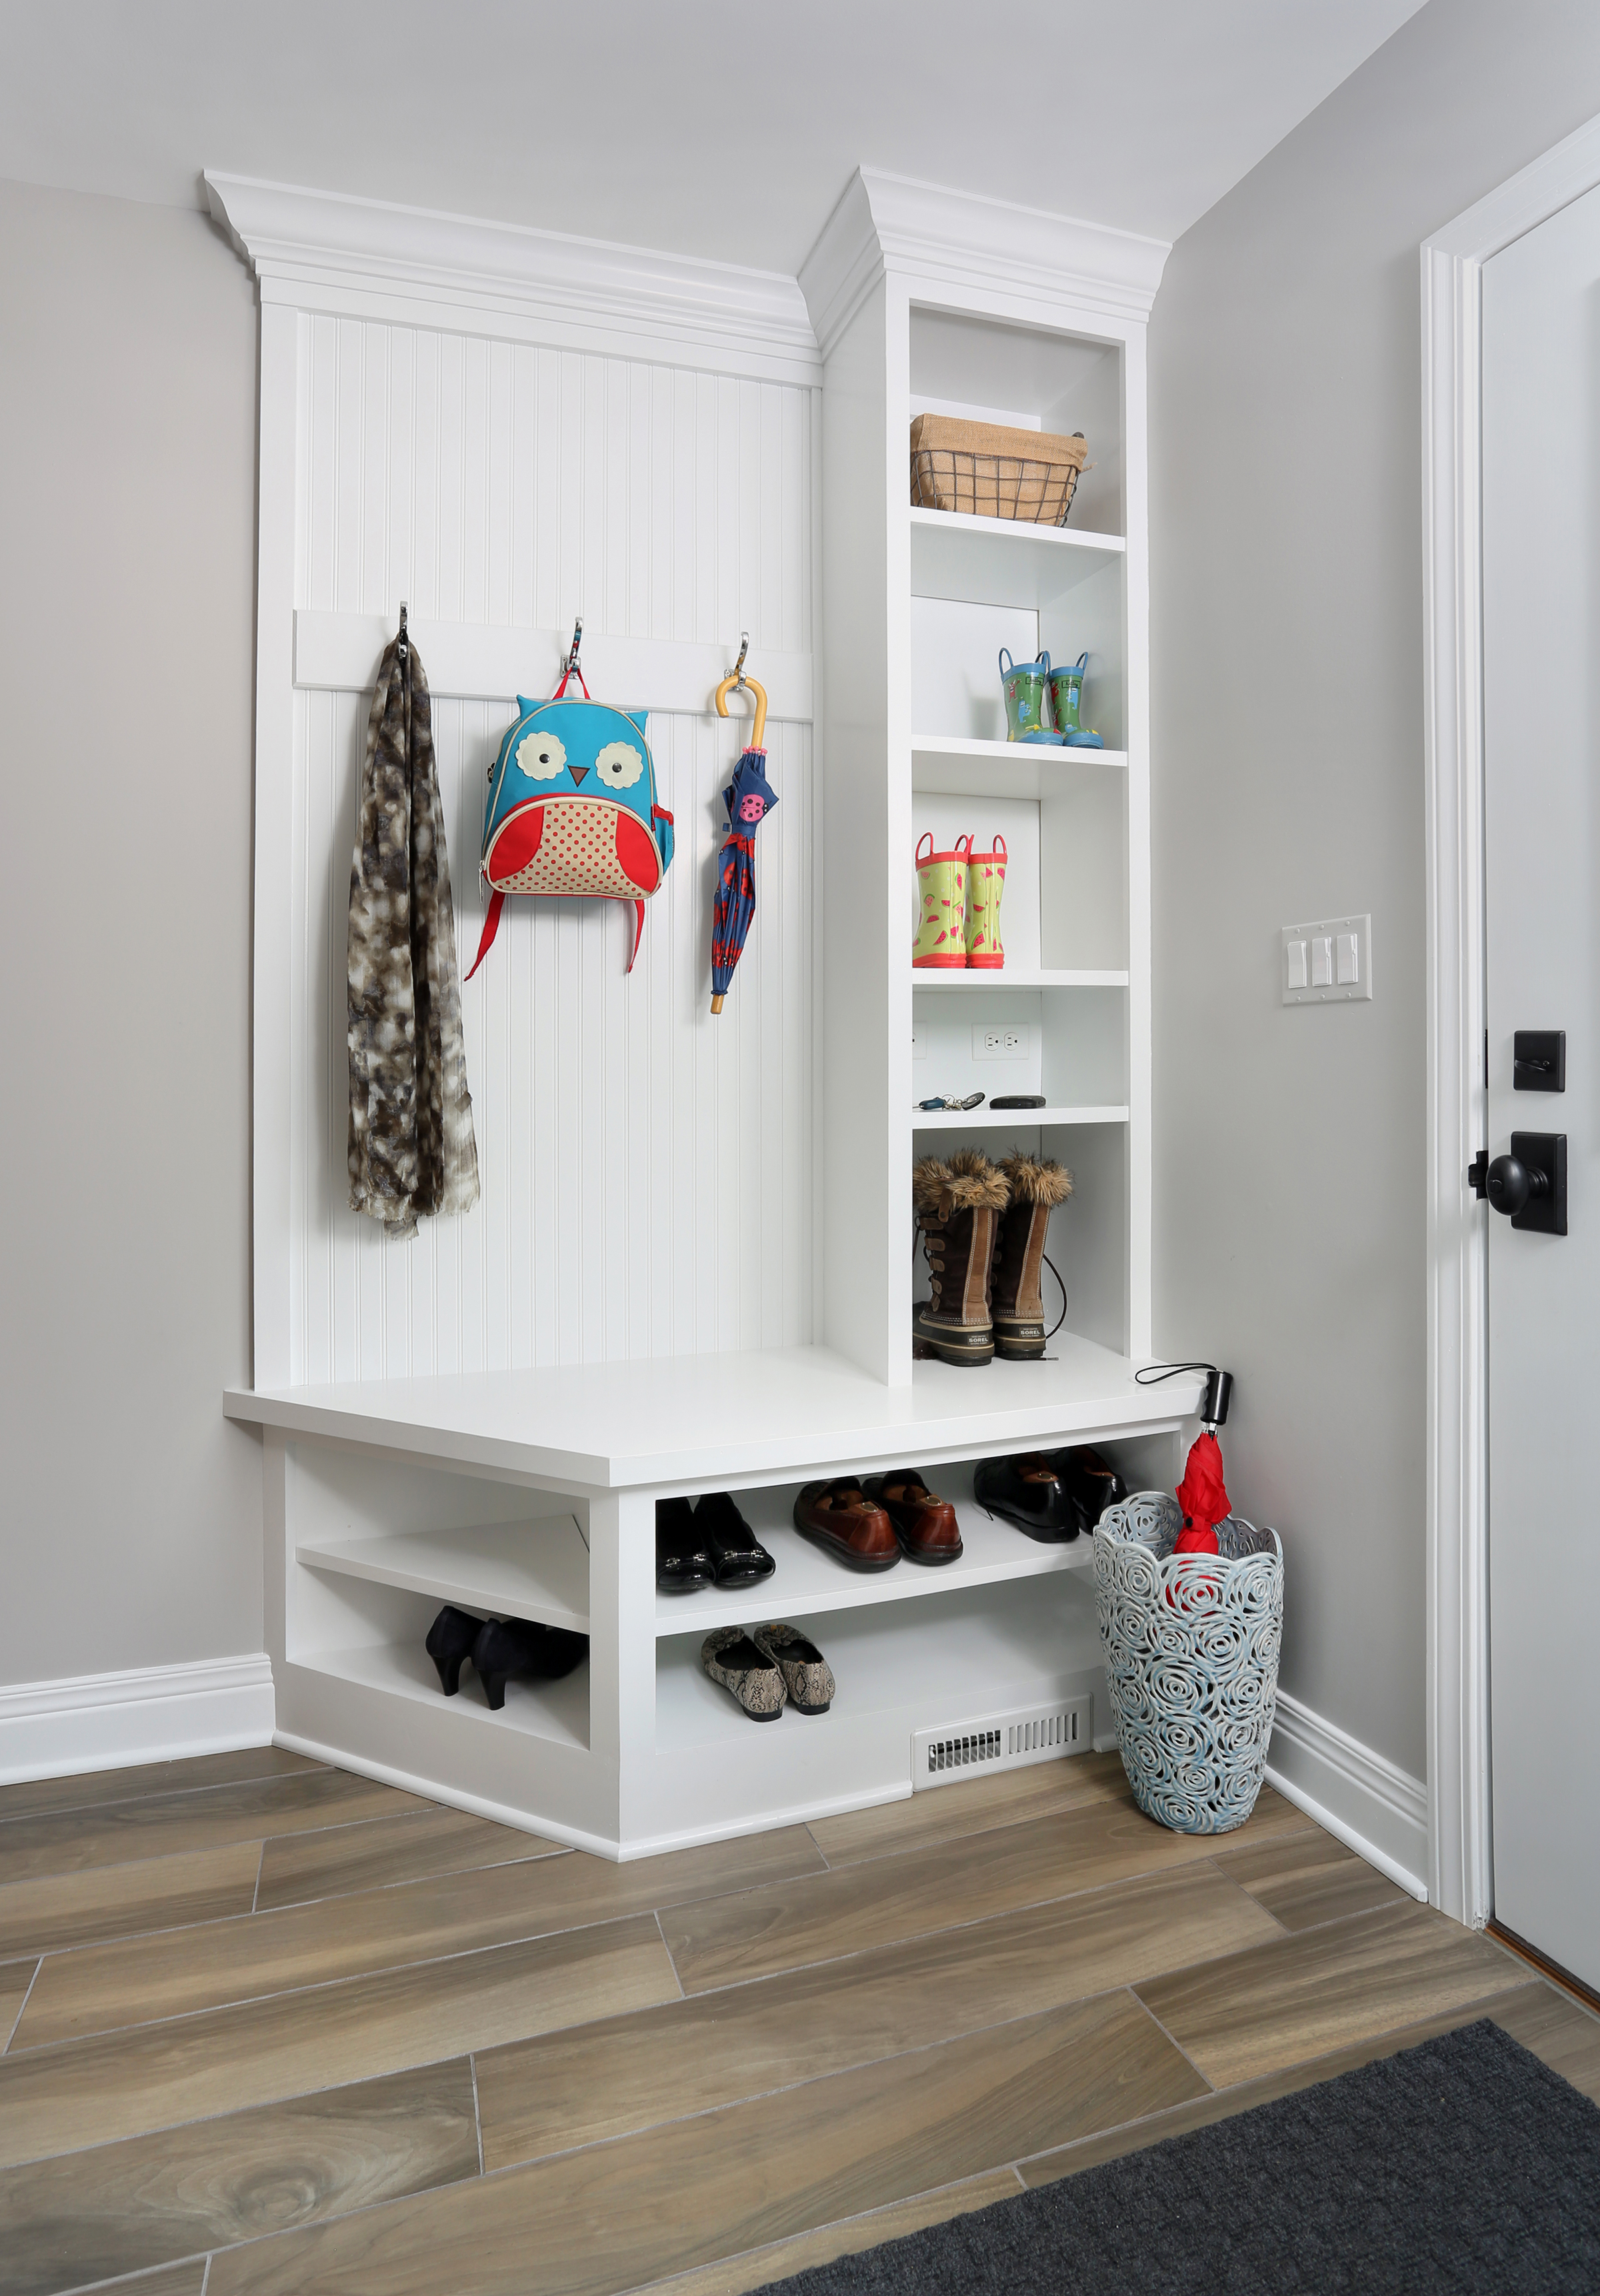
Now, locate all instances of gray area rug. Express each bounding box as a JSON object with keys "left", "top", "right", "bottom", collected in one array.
[{"left": 757, "top": 2020, "right": 1600, "bottom": 2295}]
